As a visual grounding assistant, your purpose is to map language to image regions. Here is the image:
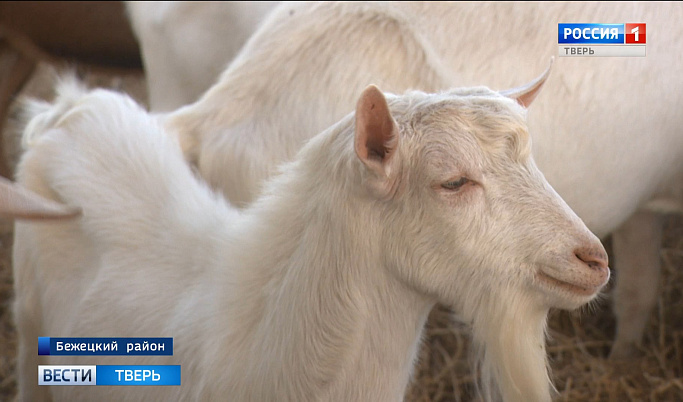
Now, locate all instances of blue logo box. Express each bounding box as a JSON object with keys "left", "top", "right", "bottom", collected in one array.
[
  {"left": 38, "top": 365, "right": 181, "bottom": 386},
  {"left": 559, "top": 23, "right": 624, "bottom": 44},
  {"left": 96, "top": 365, "right": 181, "bottom": 386}
]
